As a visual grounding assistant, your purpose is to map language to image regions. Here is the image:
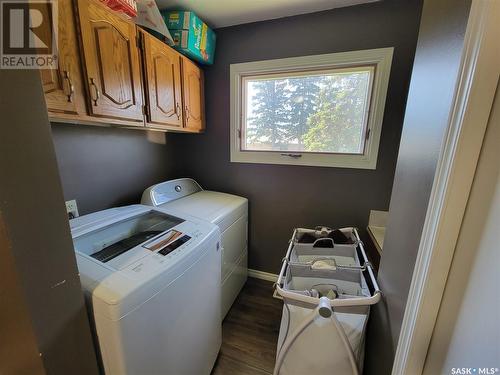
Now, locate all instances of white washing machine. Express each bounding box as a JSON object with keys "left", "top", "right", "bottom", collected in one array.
[
  {"left": 70, "top": 204, "right": 221, "bottom": 375},
  {"left": 142, "top": 178, "right": 248, "bottom": 318}
]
